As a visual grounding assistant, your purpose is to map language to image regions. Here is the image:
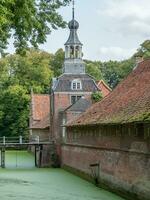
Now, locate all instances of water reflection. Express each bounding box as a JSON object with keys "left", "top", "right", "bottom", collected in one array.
[{"left": 5, "top": 151, "right": 35, "bottom": 168}]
